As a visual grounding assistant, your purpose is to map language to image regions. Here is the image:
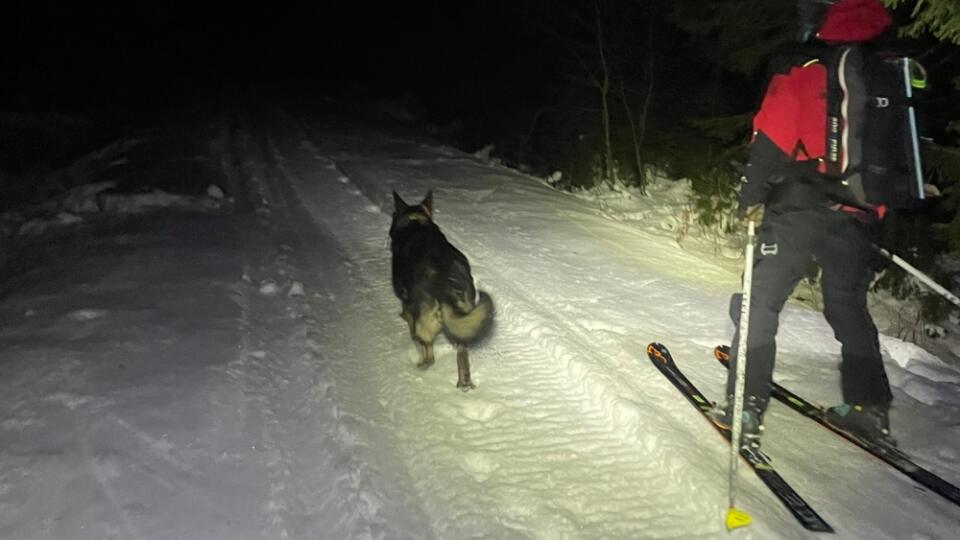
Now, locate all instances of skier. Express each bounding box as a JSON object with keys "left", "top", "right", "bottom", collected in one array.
[{"left": 713, "top": 0, "right": 898, "bottom": 447}]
